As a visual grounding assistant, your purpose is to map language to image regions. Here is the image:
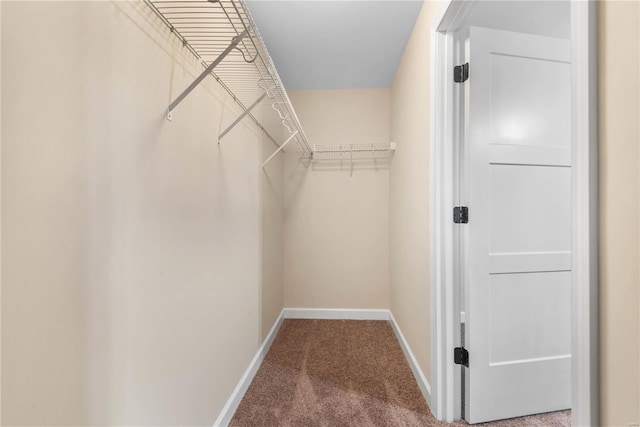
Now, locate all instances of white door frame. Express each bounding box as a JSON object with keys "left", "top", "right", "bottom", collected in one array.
[{"left": 429, "top": 1, "right": 599, "bottom": 425}]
